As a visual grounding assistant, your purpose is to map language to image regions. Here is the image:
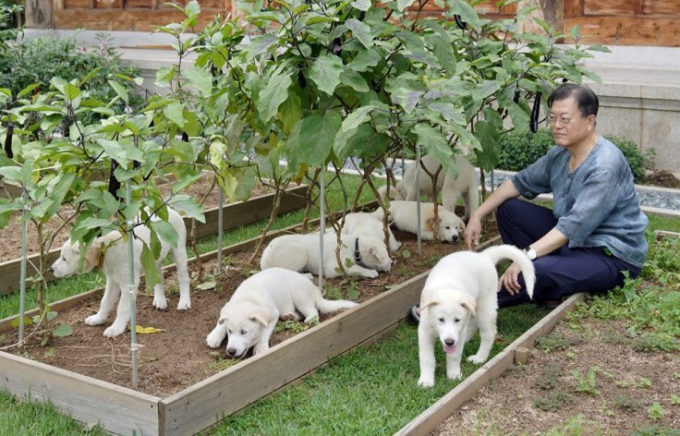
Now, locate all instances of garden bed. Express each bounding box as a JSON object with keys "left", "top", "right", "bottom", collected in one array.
[
  {"left": 0, "top": 180, "right": 307, "bottom": 296},
  {"left": 0, "top": 207, "right": 494, "bottom": 436}
]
